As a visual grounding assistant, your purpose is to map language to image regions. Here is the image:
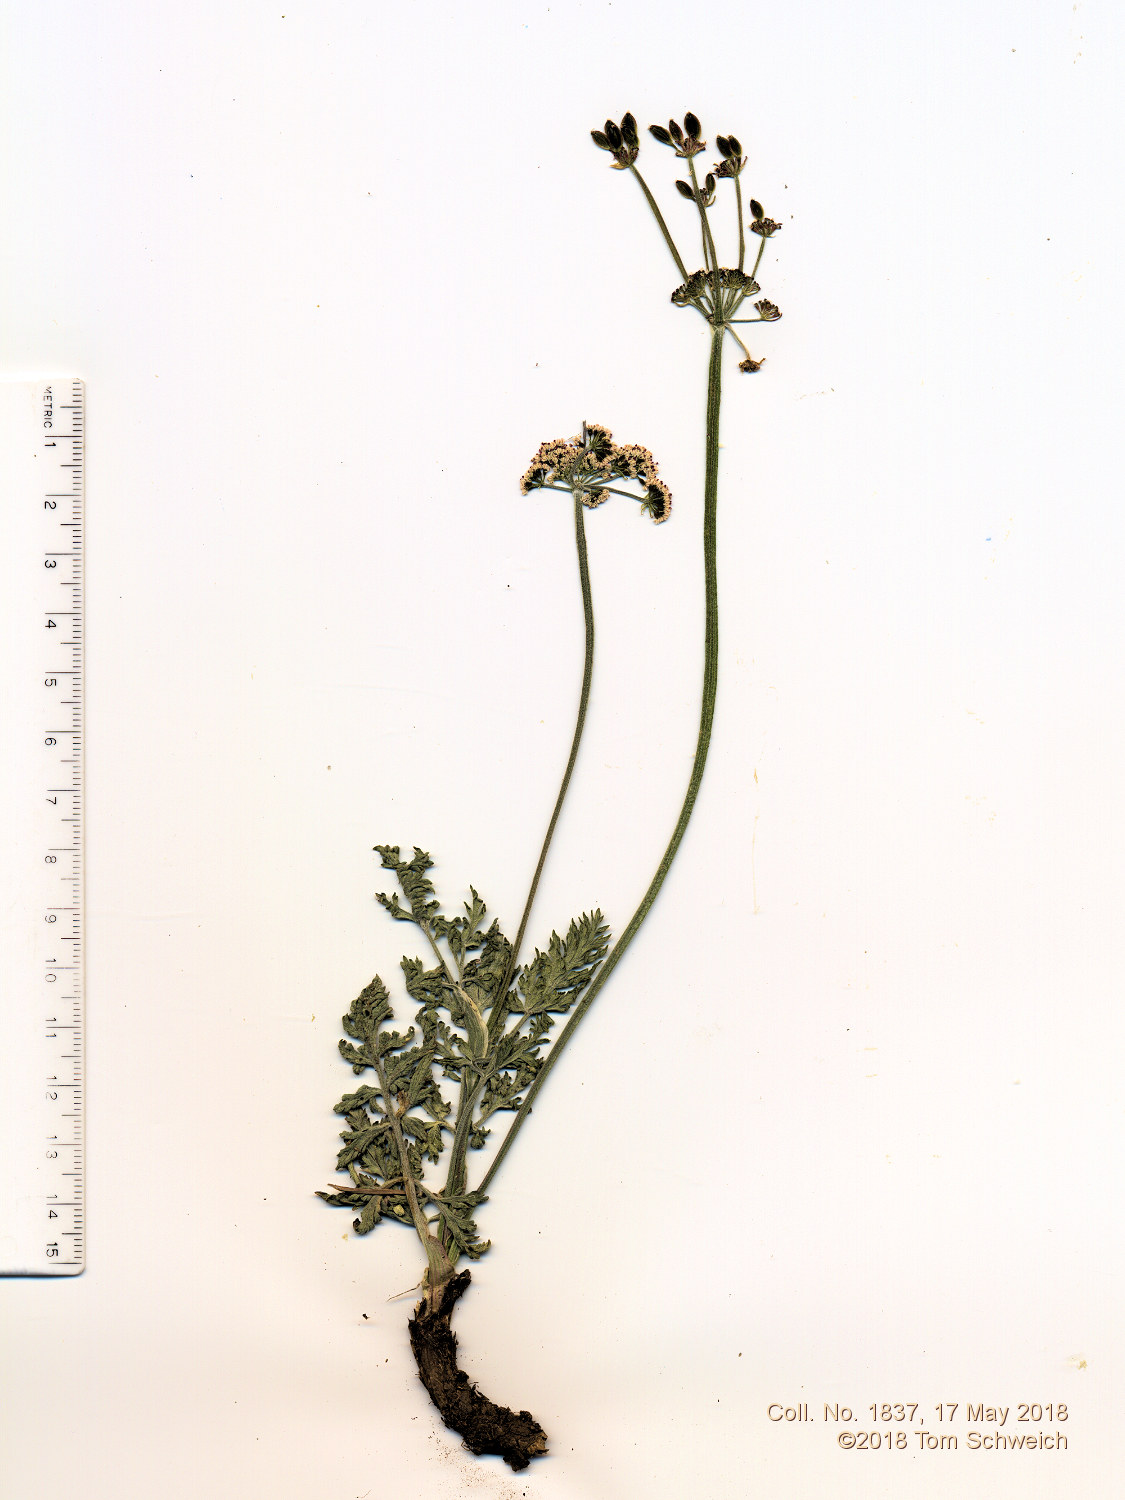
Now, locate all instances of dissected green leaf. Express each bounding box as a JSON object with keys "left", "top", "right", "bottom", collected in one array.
[
  {"left": 466, "top": 912, "right": 612, "bottom": 1141},
  {"left": 401, "top": 955, "right": 446, "bottom": 1008},
  {"left": 462, "top": 919, "right": 513, "bottom": 1019},
  {"left": 323, "top": 962, "right": 449, "bottom": 1231},
  {"left": 401, "top": 1112, "right": 445, "bottom": 1164},
  {"left": 335, "top": 1119, "right": 391, "bottom": 1169},
  {"left": 374, "top": 845, "right": 441, "bottom": 926},
  {"left": 434, "top": 887, "right": 489, "bottom": 966},
  {"left": 324, "top": 858, "right": 606, "bottom": 1270},
  {"left": 425, "top": 1188, "right": 491, "bottom": 1260},
  {"left": 517, "top": 911, "right": 610, "bottom": 1017}
]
